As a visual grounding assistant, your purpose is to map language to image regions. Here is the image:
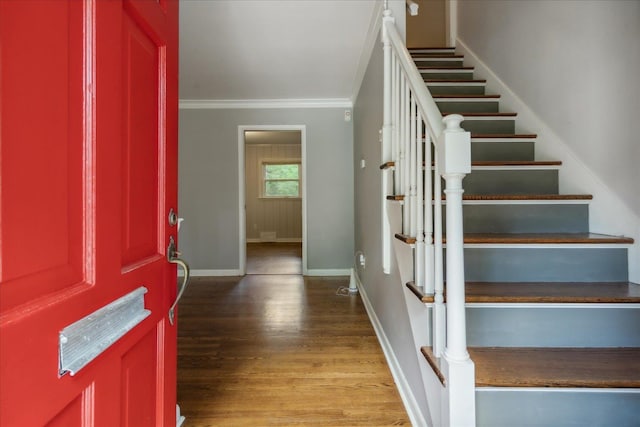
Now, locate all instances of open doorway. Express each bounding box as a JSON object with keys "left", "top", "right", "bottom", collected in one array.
[{"left": 238, "top": 126, "right": 306, "bottom": 275}]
